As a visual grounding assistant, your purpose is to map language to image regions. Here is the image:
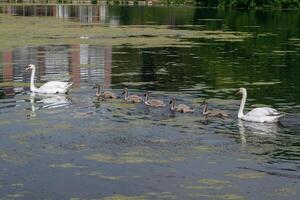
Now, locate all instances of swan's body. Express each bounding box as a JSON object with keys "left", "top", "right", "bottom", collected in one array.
[
  {"left": 170, "top": 97, "right": 194, "bottom": 113},
  {"left": 144, "top": 92, "right": 165, "bottom": 107},
  {"left": 93, "top": 83, "right": 117, "bottom": 99},
  {"left": 237, "top": 88, "right": 282, "bottom": 123},
  {"left": 122, "top": 88, "right": 143, "bottom": 103},
  {"left": 201, "top": 101, "right": 228, "bottom": 117},
  {"left": 26, "top": 64, "right": 73, "bottom": 94}
]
